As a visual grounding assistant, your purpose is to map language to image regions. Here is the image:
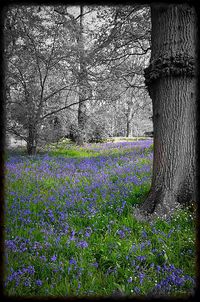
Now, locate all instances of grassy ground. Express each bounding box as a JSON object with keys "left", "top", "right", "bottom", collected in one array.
[{"left": 4, "top": 139, "right": 195, "bottom": 297}]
